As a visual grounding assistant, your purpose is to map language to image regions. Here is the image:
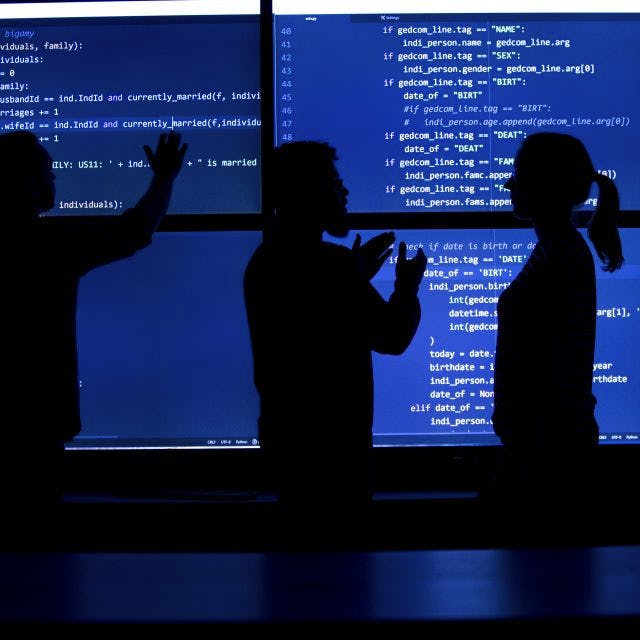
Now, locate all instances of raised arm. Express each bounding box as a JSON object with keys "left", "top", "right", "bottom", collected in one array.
[{"left": 135, "top": 131, "right": 188, "bottom": 232}]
